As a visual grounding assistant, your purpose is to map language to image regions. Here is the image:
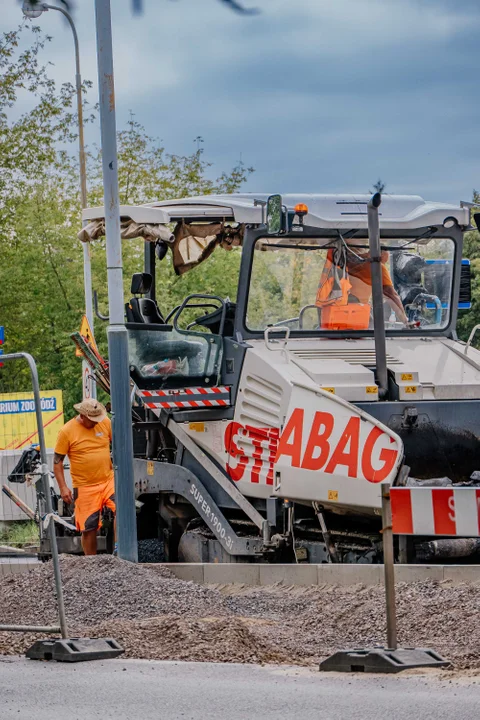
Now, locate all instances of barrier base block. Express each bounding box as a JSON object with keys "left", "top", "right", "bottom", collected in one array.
[
  {"left": 26, "top": 638, "right": 124, "bottom": 663},
  {"left": 320, "top": 647, "right": 450, "bottom": 673}
]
